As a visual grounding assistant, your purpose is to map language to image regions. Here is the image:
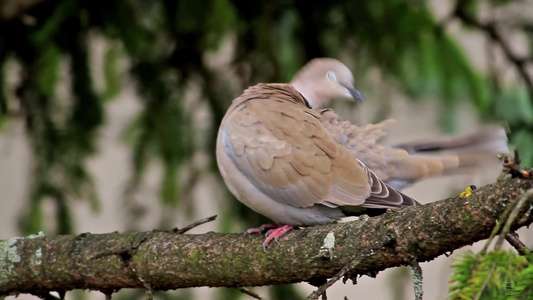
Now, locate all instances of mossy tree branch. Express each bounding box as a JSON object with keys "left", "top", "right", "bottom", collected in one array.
[{"left": 0, "top": 177, "right": 532, "bottom": 297}]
